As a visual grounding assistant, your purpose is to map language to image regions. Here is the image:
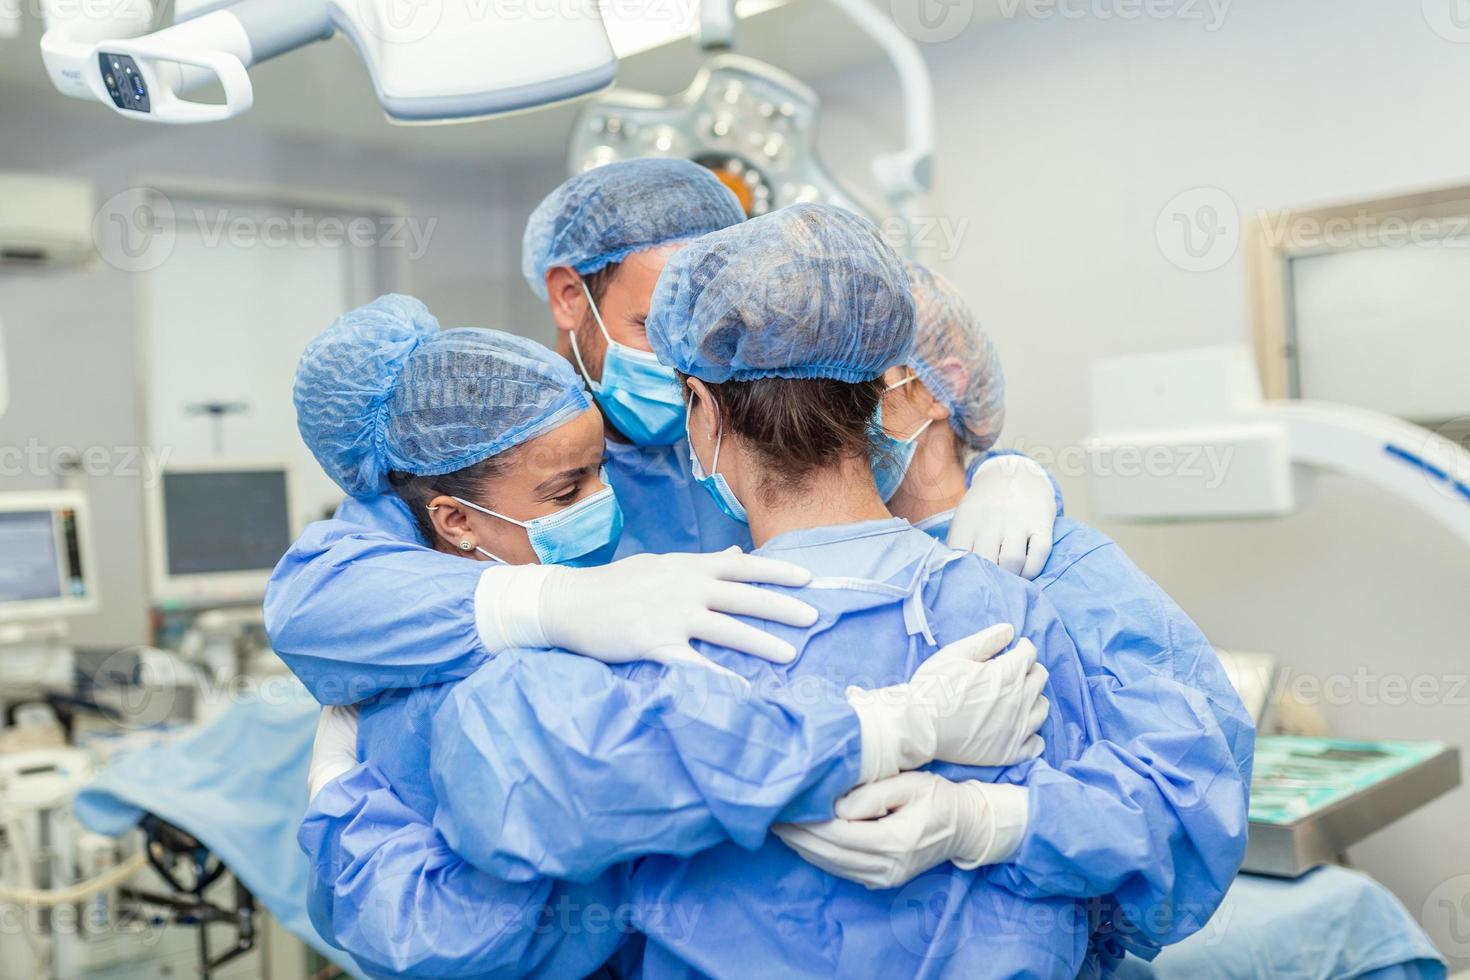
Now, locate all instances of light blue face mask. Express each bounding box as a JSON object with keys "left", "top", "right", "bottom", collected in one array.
[
  {"left": 871, "top": 374, "right": 934, "bottom": 503},
  {"left": 686, "top": 394, "right": 748, "bottom": 526},
  {"left": 569, "top": 280, "right": 687, "bottom": 447},
  {"left": 454, "top": 474, "right": 624, "bottom": 568}
]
